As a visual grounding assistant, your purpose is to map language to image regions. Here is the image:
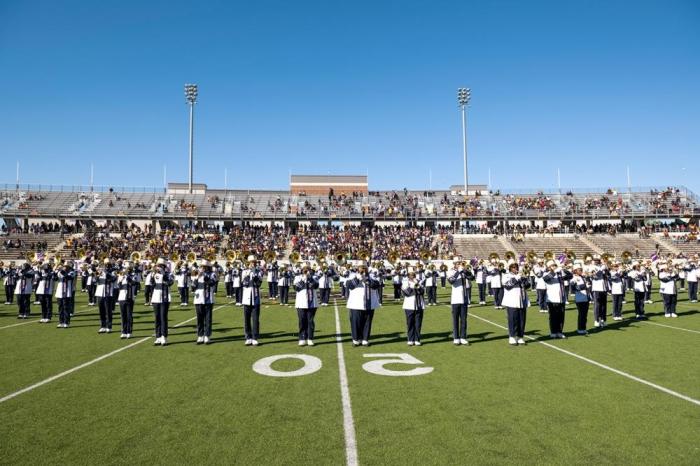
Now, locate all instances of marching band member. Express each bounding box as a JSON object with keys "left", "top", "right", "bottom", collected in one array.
[
  {"left": 224, "top": 262, "right": 234, "bottom": 298},
  {"left": 267, "top": 260, "right": 279, "bottom": 299},
  {"left": 590, "top": 256, "right": 610, "bottom": 328},
  {"left": 644, "top": 261, "right": 654, "bottom": 304},
  {"left": 318, "top": 264, "right": 333, "bottom": 306},
  {"left": 36, "top": 262, "right": 55, "bottom": 323},
  {"left": 610, "top": 262, "right": 626, "bottom": 321},
  {"left": 425, "top": 265, "right": 438, "bottom": 306},
  {"left": 447, "top": 258, "right": 474, "bottom": 345},
  {"left": 402, "top": 267, "right": 425, "bottom": 346},
  {"left": 175, "top": 262, "right": 190, "bottom": 306},
  {"left": 193, "top": 260, "right": 217, "bottom": 344},
  {"left": 80, "top": 264, "right": 88, "bottom": 293},
  {"left": 439, "top": 264, "right": 447, "bottom": 288},
  {"left": 534, "top": 258, "right": 548, "bottom": 313},
  {"left": 2, "top": 262, "right": 17, "bottom": 304},
  {"left": 489, "top": 261, "right": 504, "bottom": 309},
  {"left": 294, "top": 263, "right": 319, "bottom": 346},
  {"left": 543, "top": 260, "right": 572, "bottom": 338},
  {"left": 658, "top": 263, "right": 679, "bottom": 318},
  {"left": 278, "top": 265, "right": 291, "bottom": 306},
  {"left": 95, "top": 259, "right": 116, "bottom": 333},
  {"left": 501, "top": 260, "right": 530, "bottom": 345},
  {"left": 117, "top": 263, "right": 136, "bottom": 339},
  {"left": 628, "top": 261, "right": 647, "bottom": 319},
  {"left": 571, "top": 263, "right": 591, "bottom": 334},
  {"left": 684, "top": 256, "right": 698, "bottom": 303},
  {"left": 150, "top": 258, "right": 173, "bottom": 345},
  {"left": 15, "top": 262, "right": 34, "bottom": 318},
  {"left": 392, "top": 268, "right": 402, "bottom": 301},
  {"left": 232, "top": 261, "right": 242, "bottom": 306},
  {"left": 55, "top": 262, "right": 75, "bottom": 328},
  {"left": 241, "top": 255, "right": 263, "bottom": 346},
  {"left": 346, "top": 263, "right": 381, "bottom": 347},
  {"left": 474, "top": 260, "right": 486, "bottom": 305},
  {"left": 86, "top": 263, "right": 97, "bottom": 306},
  {"left": 143, "top": 264, "right": 154, "bottom": 306}
]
